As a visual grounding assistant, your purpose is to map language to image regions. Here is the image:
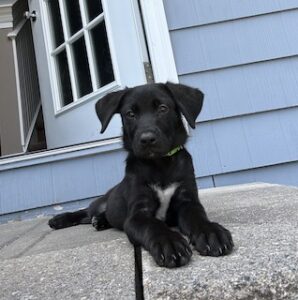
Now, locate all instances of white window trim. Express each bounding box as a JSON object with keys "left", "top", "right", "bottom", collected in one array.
[
  {"left": 40, "top": 0, "right": 122, "bottom": 116},
  {"left": 79, "top": 0, "right": 100, "bottom": 91}
]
